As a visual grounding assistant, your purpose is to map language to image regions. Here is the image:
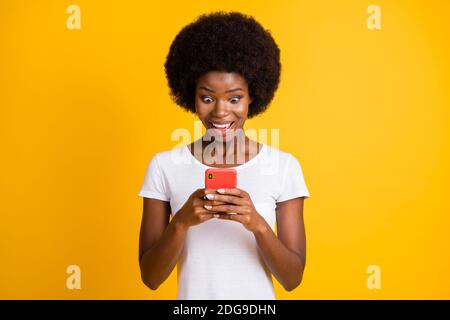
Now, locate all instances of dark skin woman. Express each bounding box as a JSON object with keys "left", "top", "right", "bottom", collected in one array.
[{"left": 139, "top": 70, "right": 306, "bottom": 291}]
